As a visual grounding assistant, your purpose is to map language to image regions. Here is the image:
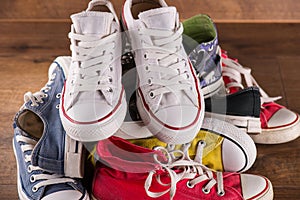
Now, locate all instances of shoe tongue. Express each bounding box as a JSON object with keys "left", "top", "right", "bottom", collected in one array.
[
  {"left": 138, "top": 7, "right": 177, "bottom": 30},
  {"left": 71, "top": 11, "right": 114, "bottom": 37}
]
